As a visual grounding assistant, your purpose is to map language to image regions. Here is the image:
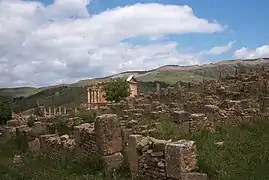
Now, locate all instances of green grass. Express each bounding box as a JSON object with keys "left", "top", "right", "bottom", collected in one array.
[
  {"left": 0, "top": 136, "right": 130, "bottom": 180},
  {"left": 157, "top": 118, "right": 269, "bottom": 180},
  {"left": 2, "top": 117, "right": 269, "bottom": 180},
  {"left": 138, "top": 71, "right": 215, "bottom": 85},
  {"left": 0, "top": 87, "right": 39, "bottom": 98}
]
